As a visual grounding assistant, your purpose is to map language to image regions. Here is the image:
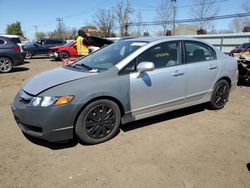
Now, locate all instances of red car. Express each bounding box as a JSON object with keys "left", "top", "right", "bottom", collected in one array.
[
  {"left": 49, "top": 36, "right": 113, "bottom": 60},
  {"left": 49, "top": 40, "right": 77, "bottom": 60}
]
